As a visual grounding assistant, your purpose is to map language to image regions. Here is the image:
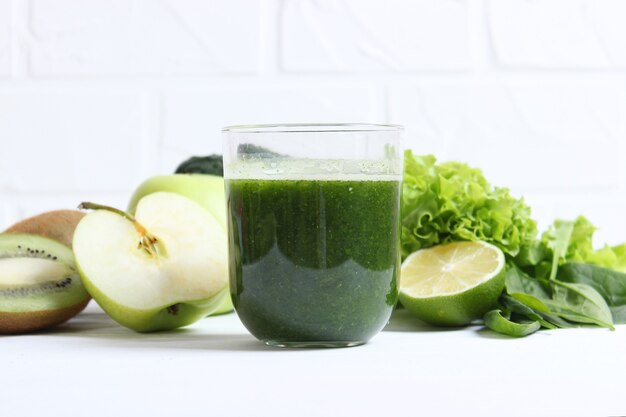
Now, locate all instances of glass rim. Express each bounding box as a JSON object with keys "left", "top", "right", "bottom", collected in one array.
[{"left": 222, "top": 123, "right": 404, "bottom": 133}]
